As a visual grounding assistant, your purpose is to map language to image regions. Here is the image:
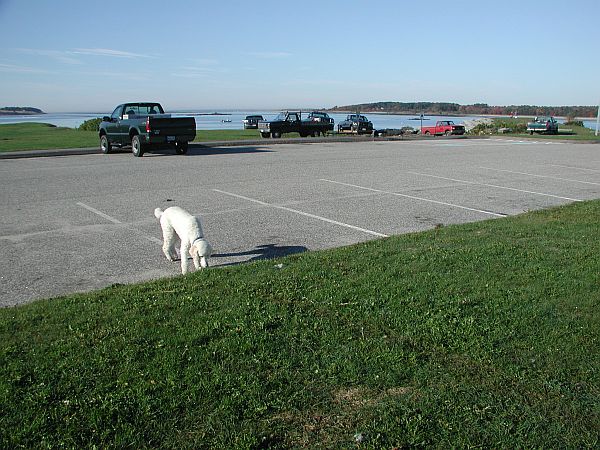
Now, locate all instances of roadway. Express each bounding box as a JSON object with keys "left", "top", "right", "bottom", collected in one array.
[{"left": 1, "top": 137, "right": 599, "bottom": 306}]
